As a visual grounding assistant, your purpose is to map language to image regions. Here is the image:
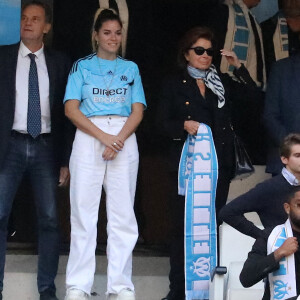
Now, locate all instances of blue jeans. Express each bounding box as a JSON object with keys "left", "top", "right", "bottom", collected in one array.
[{"left": 0, "top": 132, "right": 60, "bottom": 293}]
